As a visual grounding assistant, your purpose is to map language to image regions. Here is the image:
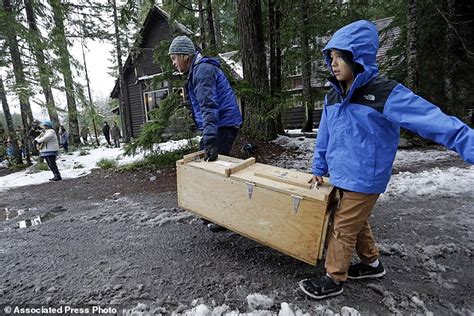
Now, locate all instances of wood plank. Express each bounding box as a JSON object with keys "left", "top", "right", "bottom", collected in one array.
[
  {"left": 182, "top": 150, "right": 205, "bottom": 163},
  {"left": 225, "top": 157, "right": 256, "bottom": 176},
  {"left": 231, "top": 163, "right": 332, "bottom": 202},
  {"left": 177, "top": 163, "right": 328, "bottom": 265},
  {"left": 184, "top": 155, "right": 244, "bottom": 176},
  {"left": 254, "top": 171, "right": 312, "bottom": 190}
]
